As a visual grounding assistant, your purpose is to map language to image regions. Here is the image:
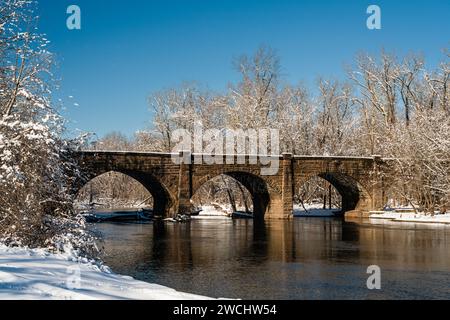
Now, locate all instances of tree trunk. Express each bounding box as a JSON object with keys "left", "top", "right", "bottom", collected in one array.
[
  {"left": 236, "top": 182, "right": 250, "bottom": 213},
  {"left": 221, "top": 176, "right": 237, "bottom": 212}
]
